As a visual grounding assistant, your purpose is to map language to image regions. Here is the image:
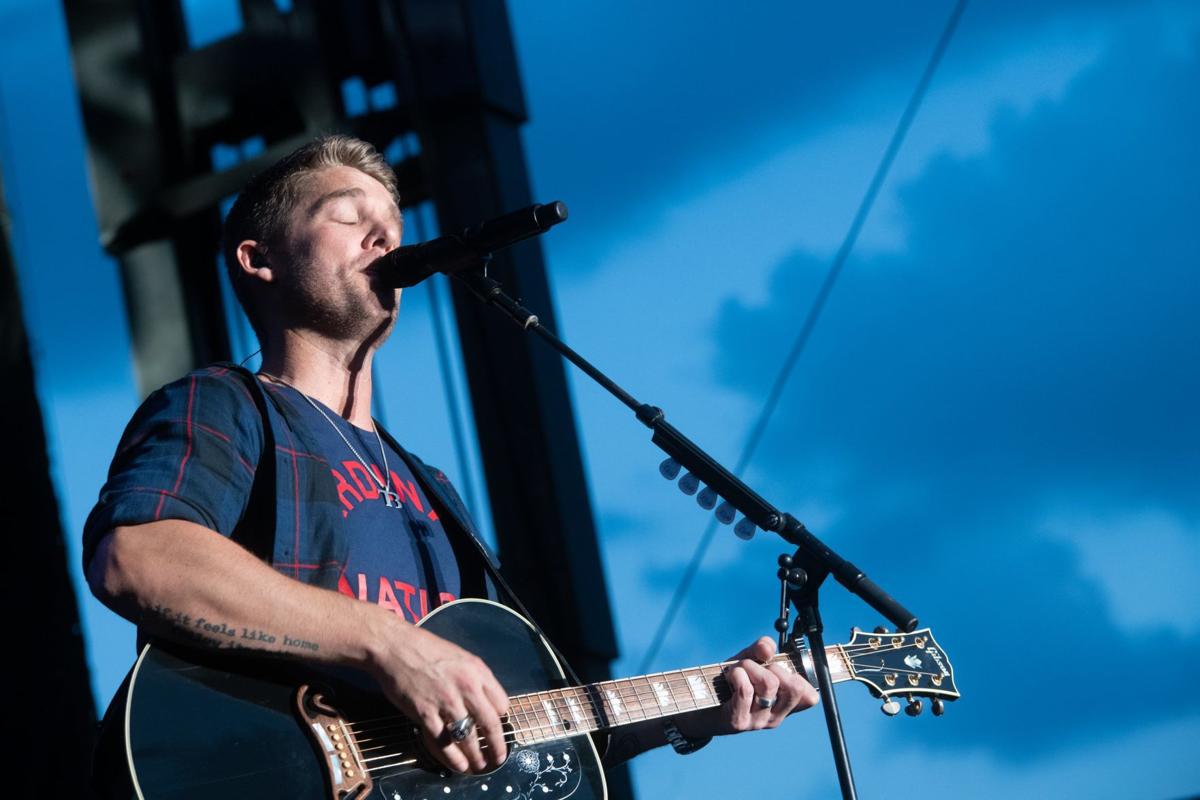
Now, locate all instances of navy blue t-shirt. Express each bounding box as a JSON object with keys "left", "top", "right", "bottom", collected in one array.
[{"left": 287, "top": 388, "right": 463, "bottom": 621}]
